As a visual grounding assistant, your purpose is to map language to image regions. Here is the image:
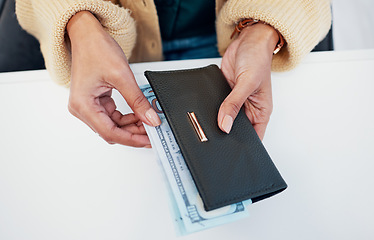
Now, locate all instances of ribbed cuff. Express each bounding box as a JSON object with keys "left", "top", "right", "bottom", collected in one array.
[
  {"left": 16, "top": 0, "right": 136, "bottom": 86},
  {"left": 216, "top": 0, "right": 332, "bottom": 71}
]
